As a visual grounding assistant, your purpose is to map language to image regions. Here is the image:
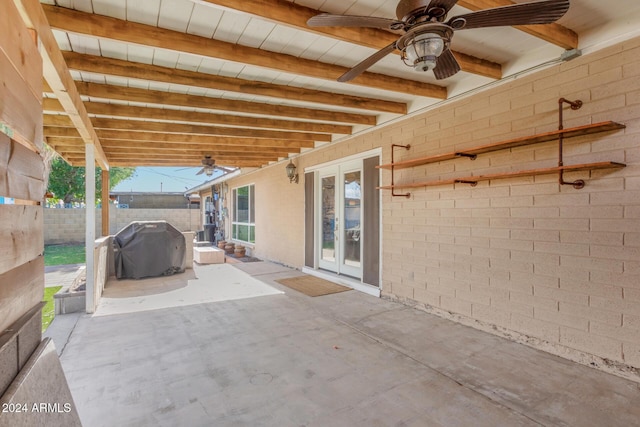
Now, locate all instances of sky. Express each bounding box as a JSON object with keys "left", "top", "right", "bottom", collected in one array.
[{"left": 111, "top": 166, "right": 221, "bottom": 193}]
